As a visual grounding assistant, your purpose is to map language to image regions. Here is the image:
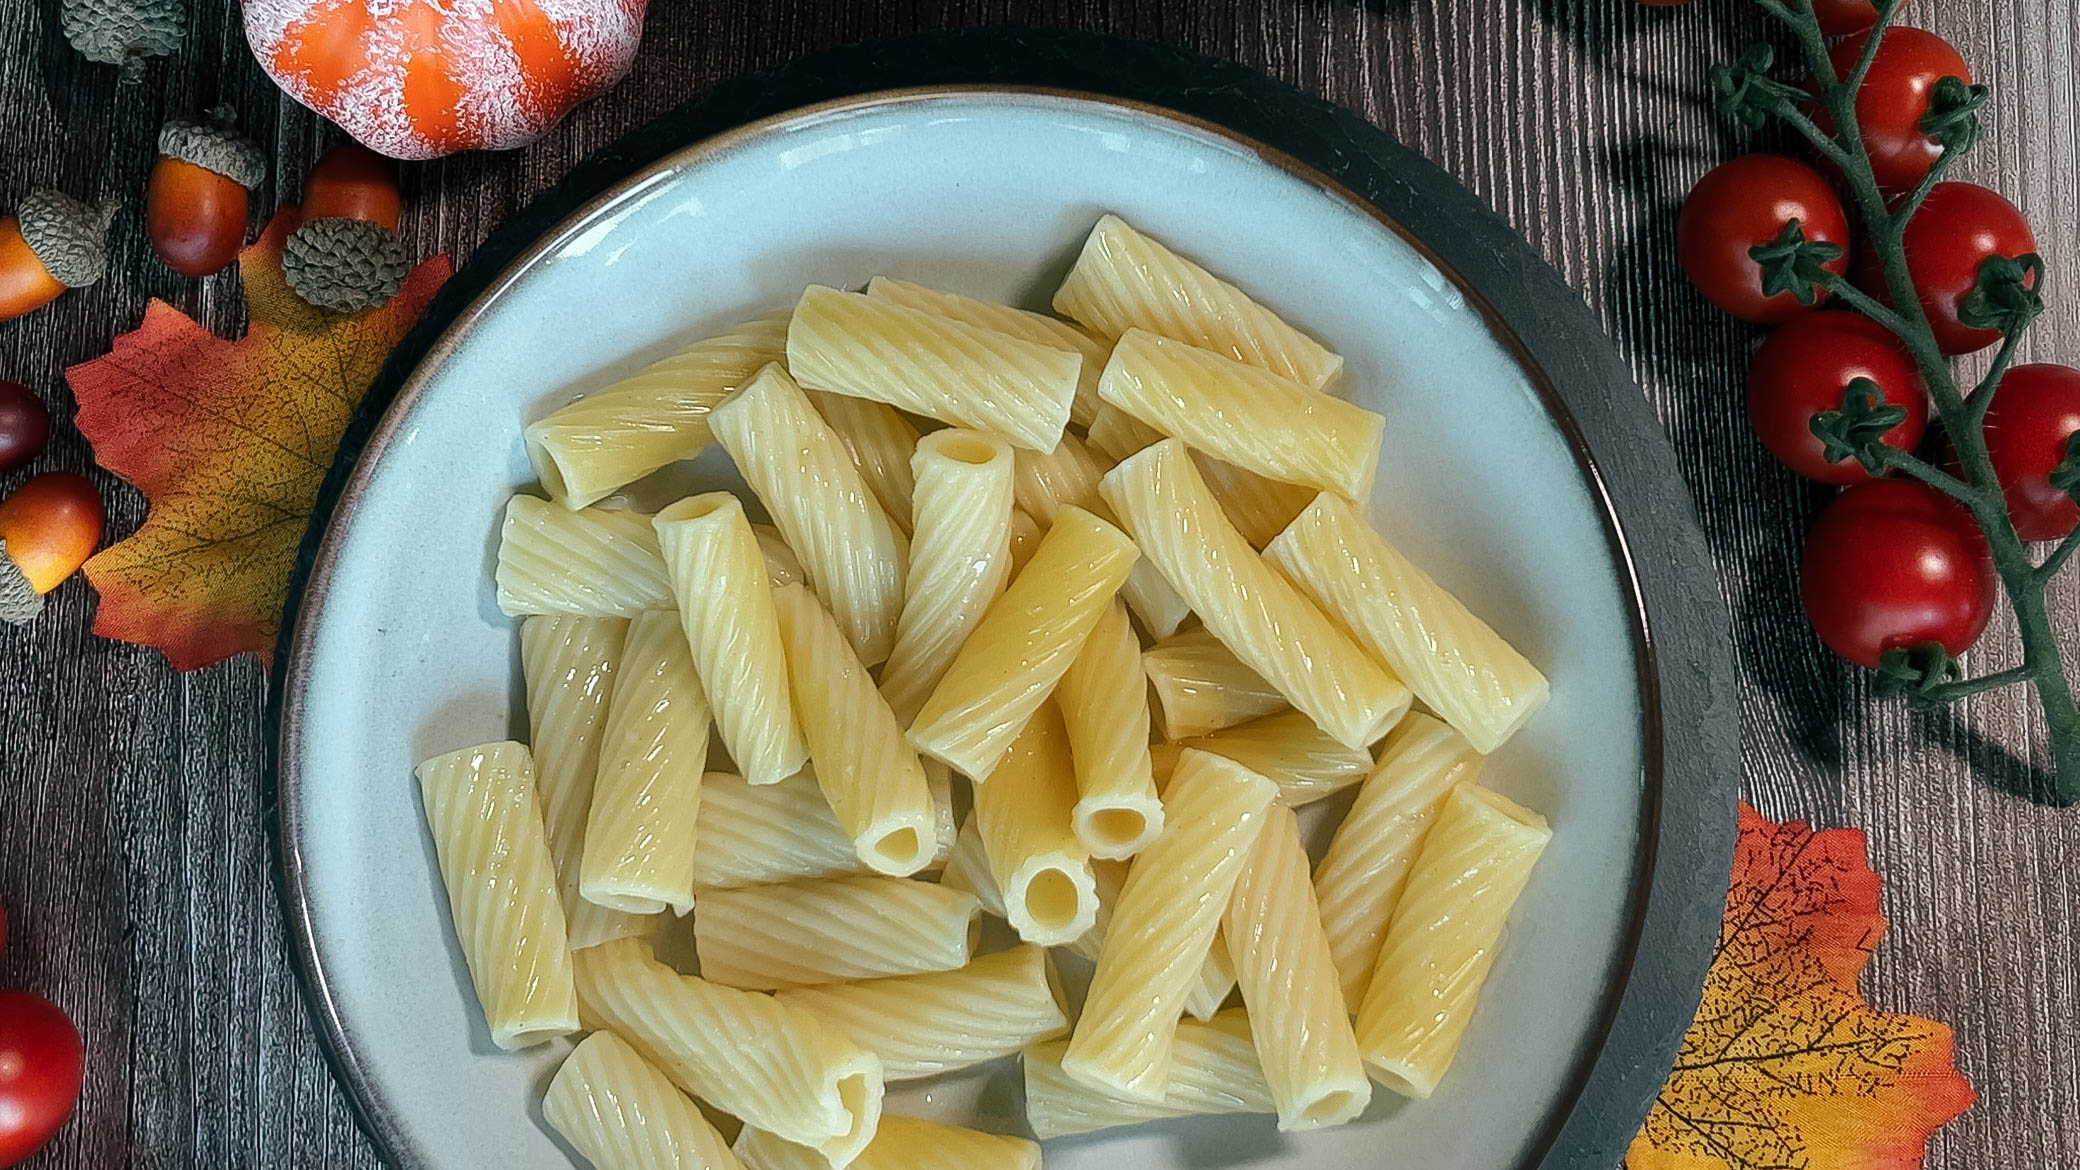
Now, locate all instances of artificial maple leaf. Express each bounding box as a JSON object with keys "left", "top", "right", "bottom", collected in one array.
[
  {"left": 1628, "top": 804, "right": 1974, "bottom": 1170},
  {"left": 68, "top": 210, "right": 448, "bottom": 670}
]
